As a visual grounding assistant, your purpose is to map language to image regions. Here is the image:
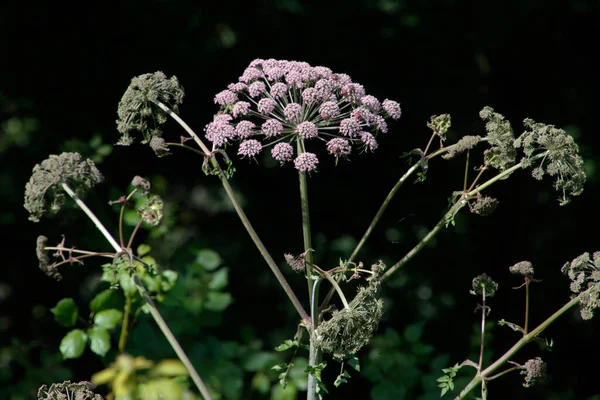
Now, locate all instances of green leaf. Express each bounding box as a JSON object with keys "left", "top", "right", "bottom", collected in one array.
[
  {"left": 51, "top": 298, "right": 79, "bottom": 327},
  {"left": 204, "top": 292, "right": 232, "bottom": 311},
  {"left": 89, "top": 289, "right": 117, "bottom": 313},
  {"left": 94, "top": 309, "right": 123, "bottom": 329},
  {"left": 275, "top": 340, "right": 297, "bottom": 352},
  {"left": 347, "top": 356, "right": 360, "bottom": 372},
  {"left": 137, "top": 244, "right": 152, "bottom": 256},
  {"left": 119, "top": 271, "right": 137, "bottom": 296},
  {"left": 334, "top": 370, "right": 351, "bottom": 387},
  {"left": 87, "top": 327, "right": 111, "bottom": 357},
  {"left": 404, "top": 322, "right": 424, "bottom": 344},
  {"left": 196, "top": 249, "right": 222, "bottom": 271},
  {"left": 244, "top": 351, "right": 278, "bottom": 372},
  {"left": 208, "top": 267, "right": 229, "bottom": 290},
  {"left": 59, "top": 329, "right": 87, "bottom": 359}
]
